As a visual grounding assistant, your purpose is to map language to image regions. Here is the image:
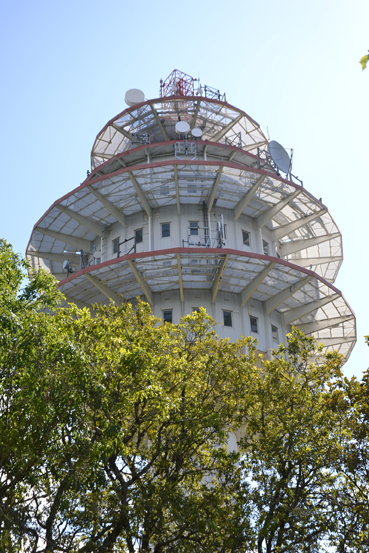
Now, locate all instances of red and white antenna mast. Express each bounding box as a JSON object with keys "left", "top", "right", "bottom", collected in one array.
[{"left": 160, "top": 69, "right": 197, "bottom": 97}]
